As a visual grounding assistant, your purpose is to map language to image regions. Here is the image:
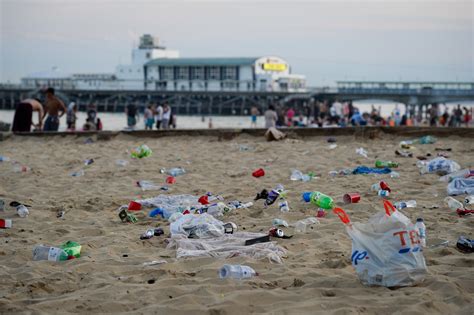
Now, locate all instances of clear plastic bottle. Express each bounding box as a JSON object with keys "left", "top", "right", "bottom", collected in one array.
[
  {"left": 394, "top": 200, "right": 417, "bottom": 209},
  {"left": 290, "top": 169, "right": 303, "bottom": 181},
  {"left": 71, "top": 169, "right": 85, "bottom": 177},
  {"left": 33, "top": 245, "right": 69, "bottom": 261},
  {"left": 279, "top": 200, "right": 289, "bottom": 212},
  {"left": 167, "top": 167, "right": 186, "bottom": 177},
  {"left": 415, "top": 218, "right": 426, "bottom": 247},
  {"left": 377, "top": 190, "right": 389, "bottom": 197},
  {"left": 272, "top": 218, "right": 289, "bottom": 227},
  {"left": 356, "top": 148, "right": 368, "bottom": 158},
  {"left": 439, "top": 169, "right": 470, "bottom": 182},
  {"left": 13, "top": 165, "right": 31, "bottom": 172},
  {"left": 444, "top": 197, "right": 464, "bottom": 210},
  {"left": 17, "top": 205, "right": 29, "bottom": 218},
  {"left": 0, "top": 156, "right": 10, "bottom": 162},
  {"left": 390, "top": 171, "right": 400, "bottom": 178},
  {"left": 294, "top": 217, "right": 319, "bottom": 233},
  {"left": 115, "top": 159, "right": 129, "bottom": 167},
  {"left": 137, "top": 180, "right": 161, "bottom": 191},
  {"left": 219, "top": 264, "right": 257, "bottom": 279}
]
